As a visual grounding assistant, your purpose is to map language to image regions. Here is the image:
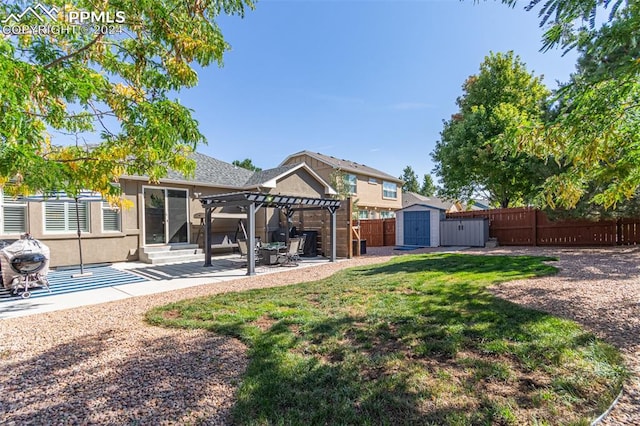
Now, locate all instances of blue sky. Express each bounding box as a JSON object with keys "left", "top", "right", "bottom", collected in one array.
[{"left": 179, "top": 0, "right": 578, "bottom": 183}]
